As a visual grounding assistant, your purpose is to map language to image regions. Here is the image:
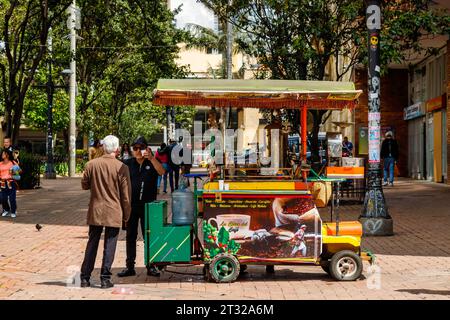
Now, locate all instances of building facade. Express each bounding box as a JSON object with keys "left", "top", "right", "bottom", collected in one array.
[{"left": 405, "top": 41, "right": 448, "bottom": 183}]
